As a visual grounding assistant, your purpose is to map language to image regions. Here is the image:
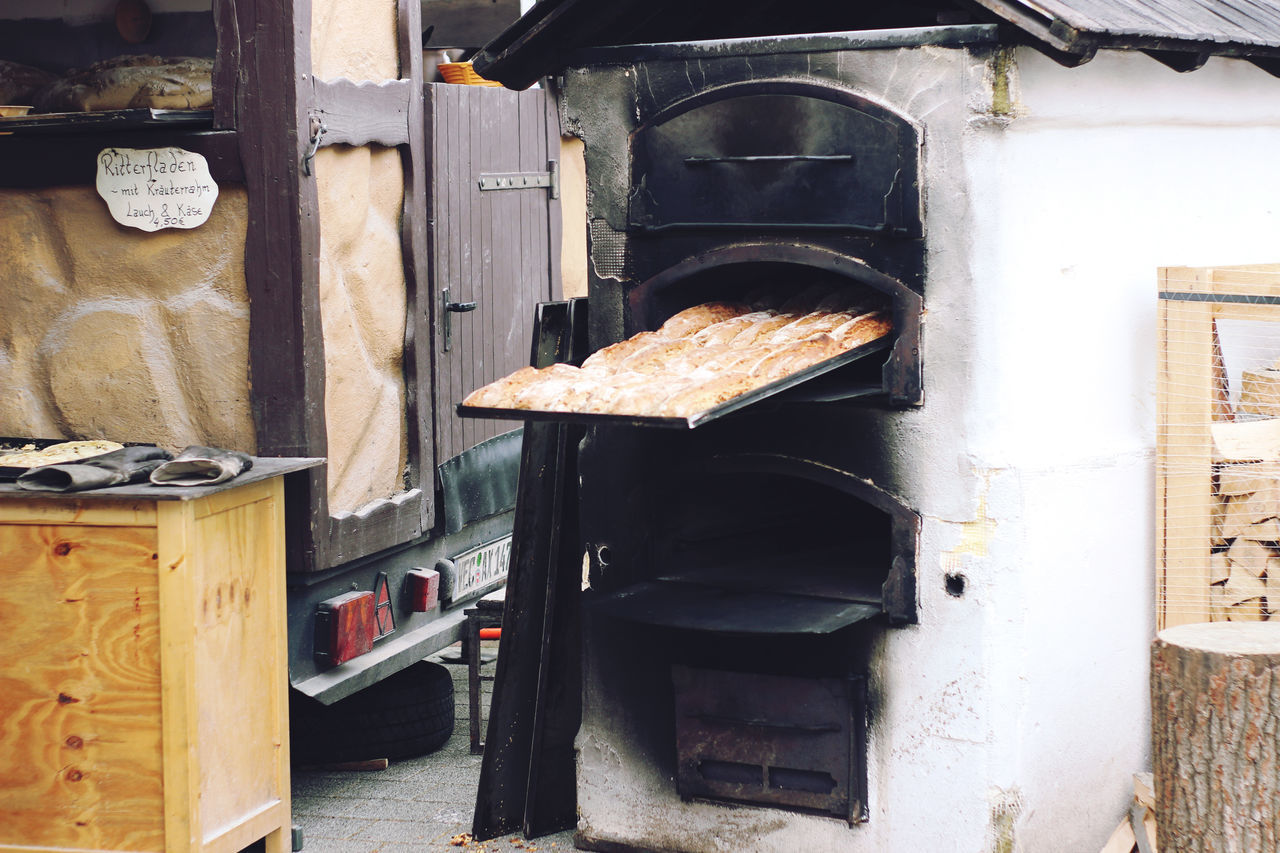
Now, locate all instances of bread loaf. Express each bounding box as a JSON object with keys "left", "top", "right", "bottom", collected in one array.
[
  {"left": 32, "top": 56, "right": 212, "bottom": 113},
  {"left": 751, "top": 334, "right": 843, "bottom": 384},
  {"left": 656, "top": 302, "right": 751, "bottom": 338},
  {"left": 461, "top": 366, "right": 539, "bottom": 408},
  {"left": 0, "top": 59, "right": 55, "bottom": 105},
  {"left": 832, "top": 311, "right": 893, "bottom": 349}
]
